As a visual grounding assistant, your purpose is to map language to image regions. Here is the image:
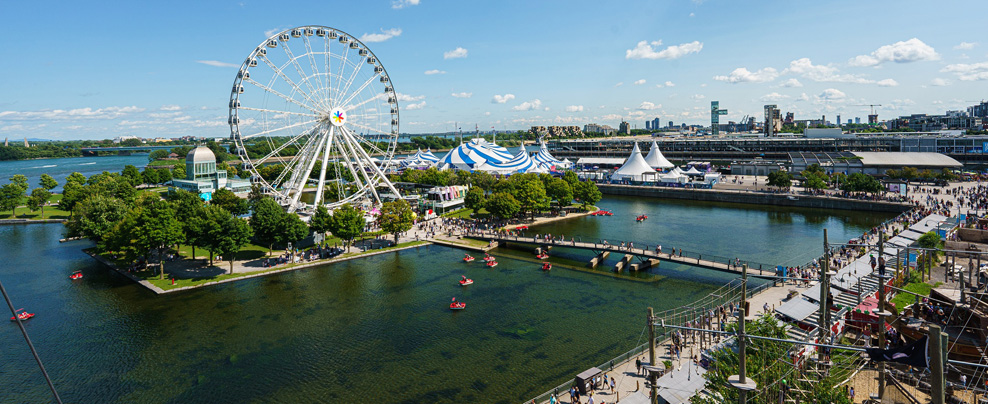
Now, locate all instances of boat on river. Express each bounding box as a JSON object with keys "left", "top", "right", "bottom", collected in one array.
[
  {"left": 486, "top": 261, "right": 498, "bottom": 268},
  {"left": 10, "top": 309, "right": 34, "bottom": 322},
  {"left": 459, "top": 277, "right": 474, "bottom": 286},
  {"left": 450, "top": 298, "right": 466, "bottom": 310},
  {"left": 463, "top": 255, "right": 475, "bottom": 262},
  {"left": 541, "top": 262, "right": 552, "bottom": 271},
  {"left": 69, "top": 271, "right": 83, "bottom": 280},
  {"left": 636, "top": 214, "right": 648, "bottom": 222}
]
